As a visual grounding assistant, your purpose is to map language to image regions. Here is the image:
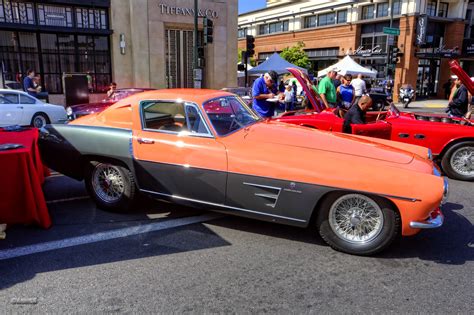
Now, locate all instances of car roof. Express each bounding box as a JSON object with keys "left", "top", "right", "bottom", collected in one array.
[
  {"left": 0, "top": 89, "right": 31, "bottom": 96},
  {"left": 111, "top": 88, "right": 235, "bottom": 108}
]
